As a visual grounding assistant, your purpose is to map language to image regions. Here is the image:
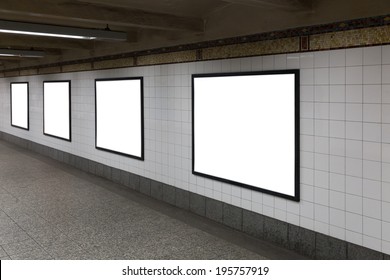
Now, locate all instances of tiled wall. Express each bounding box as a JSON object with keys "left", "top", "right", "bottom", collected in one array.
[{"left": 1, "top": 45, "right": 390, "bottom": 255}]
